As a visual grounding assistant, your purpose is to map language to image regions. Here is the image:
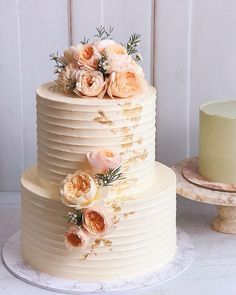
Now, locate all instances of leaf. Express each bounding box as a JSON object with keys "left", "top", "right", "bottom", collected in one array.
[
  {"left": 95, "top": 166, "right": 125, "bottom": 186},
  {"left": 124, "top": 33, "right": 141, "bottom": 55},
  {"left": 94, "top": 25, "right": 114, "bottom": 40}
]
